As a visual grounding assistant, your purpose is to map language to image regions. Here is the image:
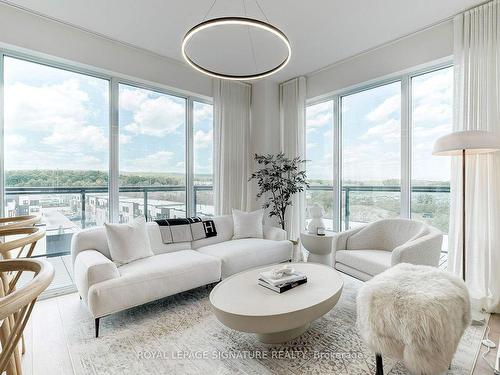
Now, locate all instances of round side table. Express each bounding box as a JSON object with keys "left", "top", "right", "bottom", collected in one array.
[{"left": 300, "top": 230, "right": 335, "bottom": 266}]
